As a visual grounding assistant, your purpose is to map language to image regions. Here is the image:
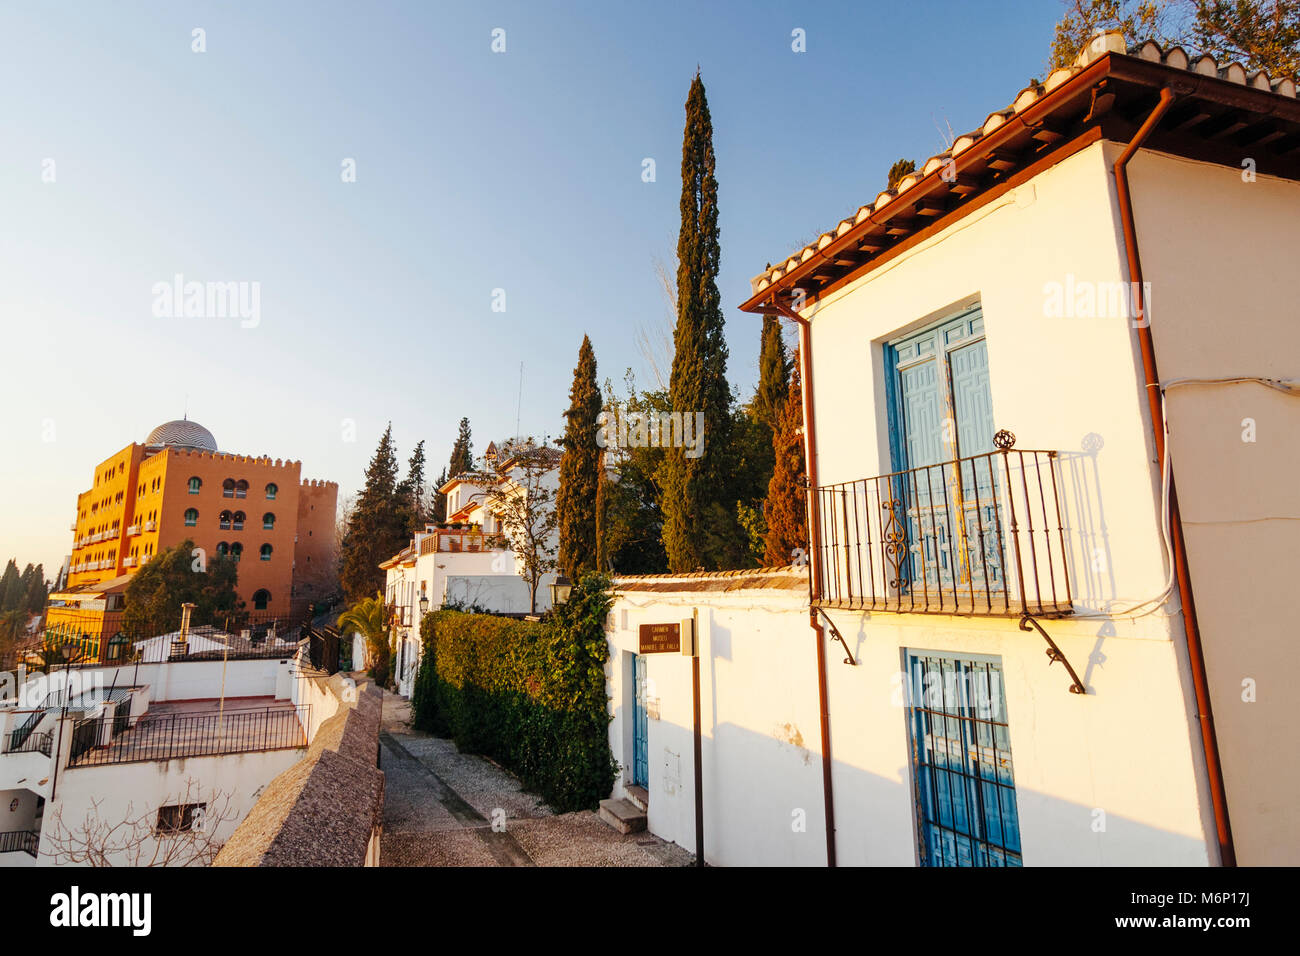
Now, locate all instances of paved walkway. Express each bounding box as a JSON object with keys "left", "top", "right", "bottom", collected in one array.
[{"left": 378, "top": 690, "right": 691, "bottom": 867}]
